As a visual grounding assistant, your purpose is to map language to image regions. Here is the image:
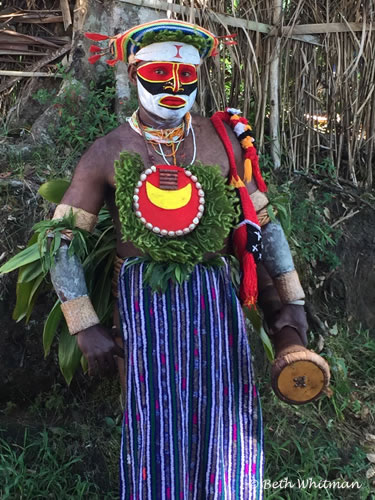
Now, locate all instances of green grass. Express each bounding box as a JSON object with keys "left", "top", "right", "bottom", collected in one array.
[
  {"left": 0, "top": 380, "right": 121, "bottom": 499},
  {"left": 0, "top": 429, "right": 101, "bottom": 499}
]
